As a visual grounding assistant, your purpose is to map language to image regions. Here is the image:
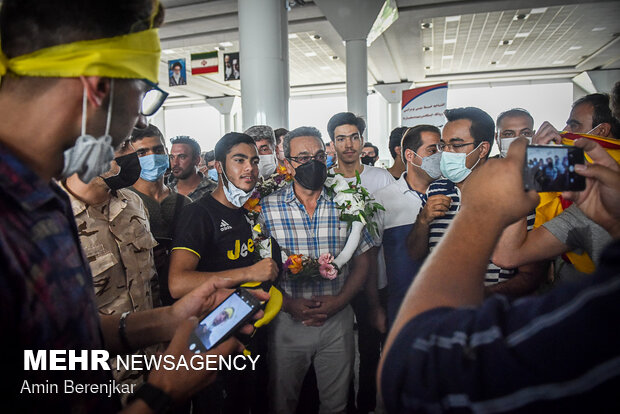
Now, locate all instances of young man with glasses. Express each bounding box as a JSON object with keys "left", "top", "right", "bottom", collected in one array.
[
  {"left": 408, "top": 107, "right": 539, "bottom": 291},
  {"left": 260, "top": 126, "right": 374, "bottom": 413}
]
